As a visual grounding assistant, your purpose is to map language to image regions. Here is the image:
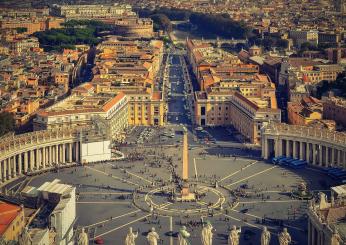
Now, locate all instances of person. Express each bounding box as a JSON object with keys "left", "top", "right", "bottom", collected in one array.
[
  {"left": 278, "top": 228, "right": 291, "bottom": 245},
  {"left": 178, "top": 226, "right": 190, "bottom": 245},
  {"left": 331, "top": 228, "right": 342, "bottom": 245},
  {"left": 261, "top": 226, "right": 271, "bottom": 245},
  {"left": 201, "top": 221, "right": 213, "bottom": 245},
  {"left": 228, "top": 225, "right": 240, "bottom": 245},
  {"left": 147, "top": 227, "right": 159, "bottom": 245},
  {"left": 125, "top": 227, "right": 138, "bottom": 245}
]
